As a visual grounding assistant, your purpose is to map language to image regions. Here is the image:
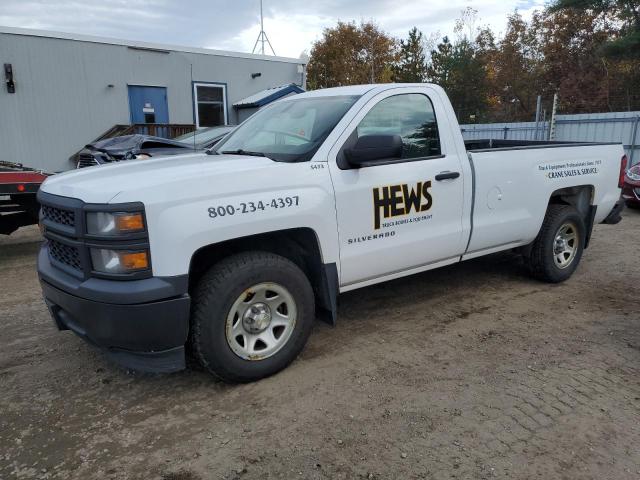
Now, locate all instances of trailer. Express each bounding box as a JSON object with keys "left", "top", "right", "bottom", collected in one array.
[{"left": 0, "top": 162, "right": 49, "bottom": 235}]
